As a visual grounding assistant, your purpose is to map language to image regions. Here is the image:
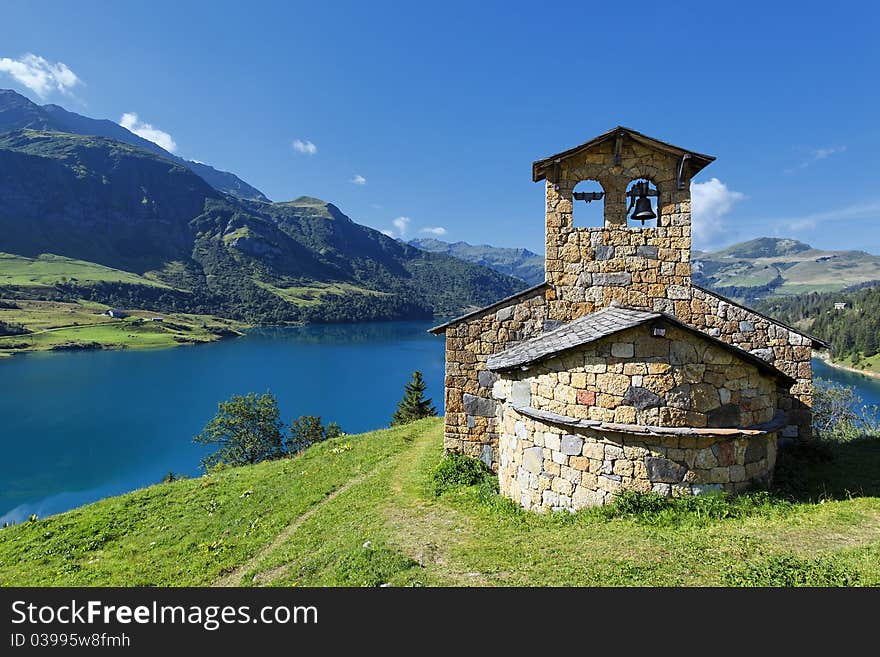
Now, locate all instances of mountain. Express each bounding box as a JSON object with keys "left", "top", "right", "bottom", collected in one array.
[
  {"left": 409, "top": 238, "right": 545, "bottom": 286},
  {"left": 692, "top": 237, "right": 880, "bottom": 302},
  {"left": 0, "top": 129, "right": 525, "bottom": 323},
  {"left": 0, "top": 89, "right": 268, "bottom": 202}
]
